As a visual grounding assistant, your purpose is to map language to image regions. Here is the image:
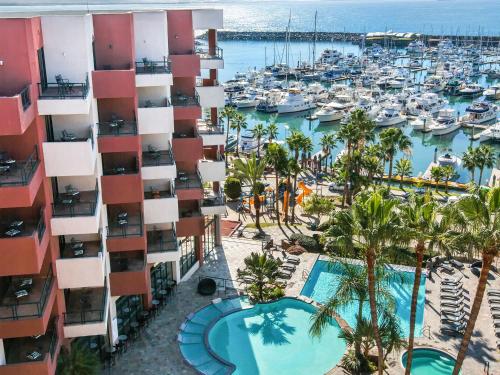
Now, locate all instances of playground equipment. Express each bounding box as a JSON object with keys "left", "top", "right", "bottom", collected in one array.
[{"left": 296, "top": 181, "right": 313, "bottom": 206}]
